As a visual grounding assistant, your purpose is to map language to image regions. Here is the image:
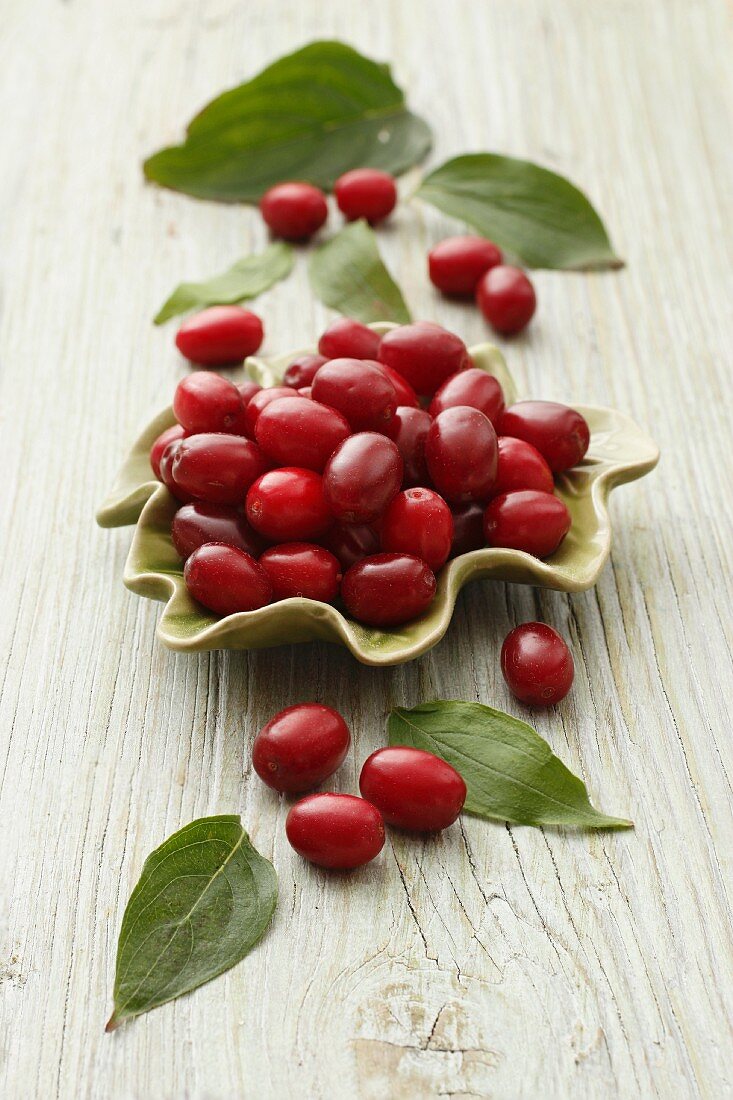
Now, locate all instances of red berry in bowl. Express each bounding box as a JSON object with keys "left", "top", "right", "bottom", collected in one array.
[
  {"left": 259, "top": 182, "right": 328, "bottom": 241},
  {"left": 493, "top": 436, "right": 554, "bottom": 495},
  {"left": 311, "top": 357, "right": 397, "bottom": 432},
  {"left": 483, "top": 490, "right": 571, "bottom": 558},
  {"left": 253, "top": 704, "right": 351, "bottom": 793},
  {"left": 425, "top": 407, "right": 498, "bottom": 502},
  {"left": 184, "top": 544, "right": 272, "bottom": 615},
  {"left": 386, "top": 407, "right": 432, "bottom": 488},
  {"left": 429, "top": 367, "right": 505, "bottom": 427},
  {"left": 322, "top": 523, "right": 381, "bottom": 570},
  {"left": 334, "top": 168, "right": 397, "bottom": 224},
  {"left": 259, "top": 543, "right": 342, "bottom": 602},
  {"left": 378, "top": 364, "right": 419, "bottom": 408},
  {"left": 175, "top": 306, "right": 264, "bottom": 365},
  {"left": 500, "top": 401, "right": 590, "bottom": 472},
  {"left": 150, "top": 424, "right": 185, "bottom": 480},
  {"left": 378, "top": 322, "right": 469, "bottom": 397},
  {"left": 323, "top": 433, "right": 403, "bottom": 524},
  {"left": 359, "top": 747, "right": 466, "bottom": 831},
  {"left": 254, "top": 396, "right": 350, "bottom": 472},
  {"left": 428, "top": 235, "right": 502, "bottom": 296},
  {"left": 171, "top": 434, "right": 267, "bottom": 505},
  {"left": 286, "top": 793, "right": 385, "bottom": 870},
  {"left": 501, "top": 622, "right": 574, "bottom": 705},
  {"left": 158, "top": 439, "right": 194, "bottom": 503},
  {"left": 243, "top": 385, "right": 302, "bottom": 437},
  {"left": 380, "top": 488, "right": 454, "bottom": 571},
  {"left": 283, "top": 353, "right": 327, "bottom": 389},
  {"left": 171, "top": 502, "right": 265, "bottom": 560},
  {"left": 341, "top": 553, "right": 436, "bottom": 626},
  {"left": 173, "top": 372, "right": 243, "bottom": 434},
  {"left": 246, "top": 468, "right": 332, "bottom": 541},
  {"left": 449, "top": 502, "right": 486, "bottom": 557},
  {"left": 318, "top": 317, "right": 381, "bottom": 361},
  {"left": 476, "top": 265, "right": 536, "bottom": 335}
]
